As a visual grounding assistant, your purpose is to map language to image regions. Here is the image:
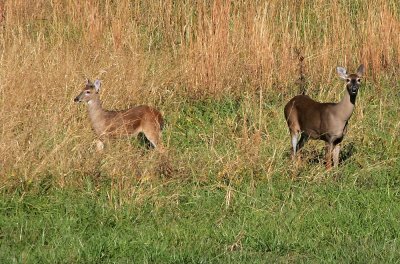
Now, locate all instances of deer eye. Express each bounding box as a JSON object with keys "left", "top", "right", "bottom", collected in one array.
[
  {"left": 346, "top": 78, "right": 351, "bottom": 83},
  {"left": 357, "top": 78, "right": 361, "bottom": 83},
  {"left": 85, "top": 90, "right": 91, "bottom": 94}
]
